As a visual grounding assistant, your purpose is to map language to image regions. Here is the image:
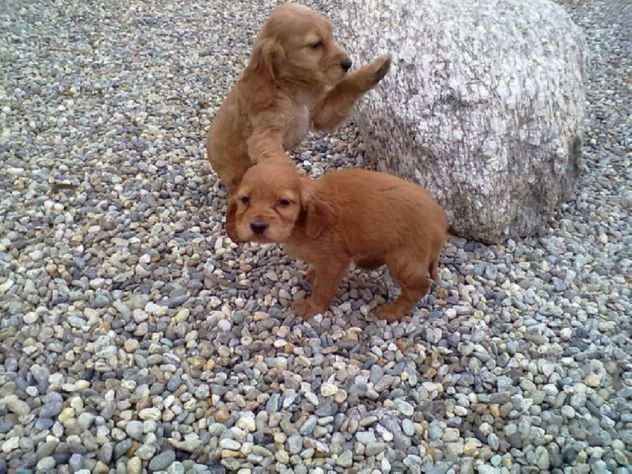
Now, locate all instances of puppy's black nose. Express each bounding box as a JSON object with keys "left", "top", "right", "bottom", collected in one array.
[
  {"left": 341, "top": 58, "right": 352, "bottom": 71},
  {"left": 250, "top": 222, "right": 268, "bottom": 235}
]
